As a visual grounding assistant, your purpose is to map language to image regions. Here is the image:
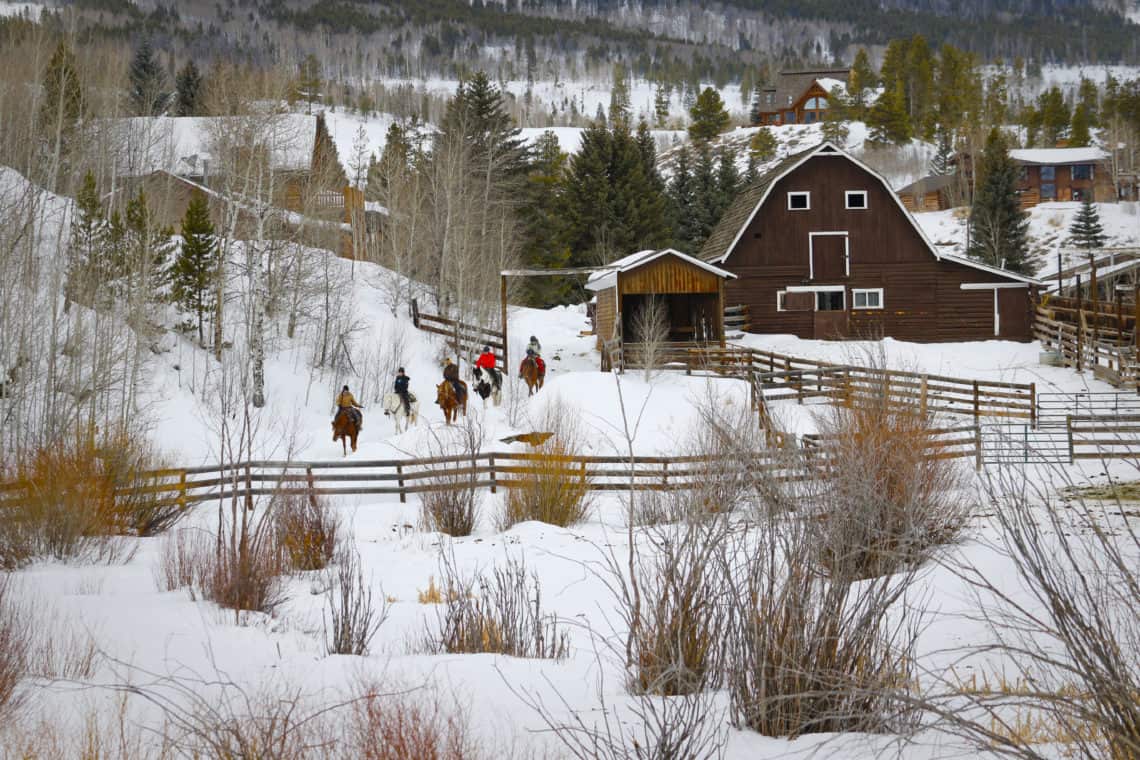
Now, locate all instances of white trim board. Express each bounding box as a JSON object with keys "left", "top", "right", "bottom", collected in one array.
[
  {"left": 786, "top": 284, "right": 845, "bottom": 293},
  {"left": 959, "top": 282, "right": 1030, "bottom": 290}
]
